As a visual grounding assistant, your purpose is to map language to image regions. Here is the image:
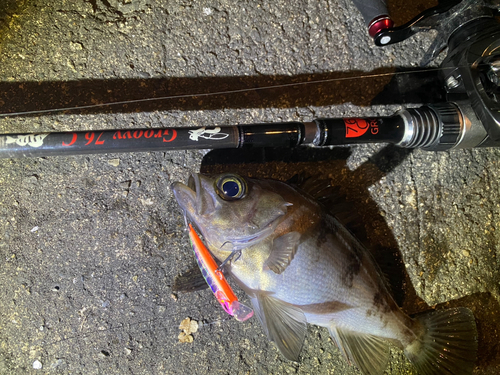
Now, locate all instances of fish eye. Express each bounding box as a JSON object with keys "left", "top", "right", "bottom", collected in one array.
[{"left": 215, "top": 174, "right": 247, "bottom": 201}]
